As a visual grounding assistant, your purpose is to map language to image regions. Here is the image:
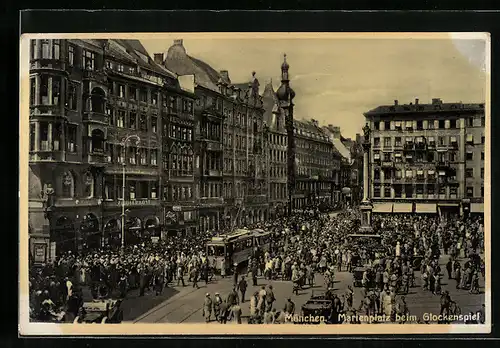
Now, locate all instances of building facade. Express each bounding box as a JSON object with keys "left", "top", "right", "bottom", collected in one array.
[
  {"left": 28, "top": 38, "right": 195, "bottom": 261},
  {"left": 157, "top": 39, "right": 268, "bottom": 232},
  {"left": 364, "top": 98, "right": 485, "bottom": 218},
  {"left": 262, "top": 81, "right": 288, "bottom": 218},
  {"left": 292, "top": 119, "right": 336, "bottom": 210}
]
